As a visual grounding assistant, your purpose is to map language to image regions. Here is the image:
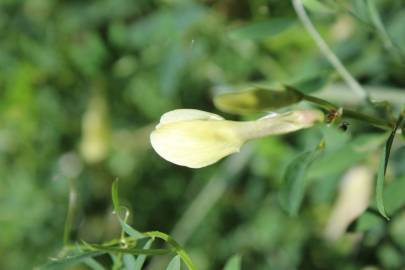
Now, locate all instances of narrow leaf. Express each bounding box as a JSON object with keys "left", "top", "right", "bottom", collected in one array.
[
  {"left": 384, "top": 175, "right": 405, "bottom": 215},
  {"left": 37, "top": 251, "right": 105, "bottom": 270},
  {"left": 123, "top": 254, "right": 137, "bottom": 270},
  {"left": 376, "top": 144, "right": 390, "bottom": 220},
  {"left": 134, "top": 238, "right": 154, "bottom": 270},
  {"left": 279, "top": 145, "right": 323, "bottom": 216},
  {"left": 214, "top": 87, "right": 303, "bottom": 115},
  {"left": 84, "top": 243, "right": 171, "bottom": 256},
  {"left": 355, "top": 176, "right": 405, "bottom": 232},
  {"left": 223, "top": 255, "right": 241, "bottom": 270},
  {"left": 289, "top": 73, "right": 331, "bottom": 94},
  {"left": 118, "top": 213, "right": 145, "bottom": 239},
  {"left": 376, "top": 114, "right": 403, "bottom": 219},
  {"left": 228, "top": 18, "right": 296, "bottom": 40},
  {"left": 144, "top": 231, "right": 198, "bottom": 270},
  {"left": 166, "top": 256, "right": 181, "bottom": 270}
]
